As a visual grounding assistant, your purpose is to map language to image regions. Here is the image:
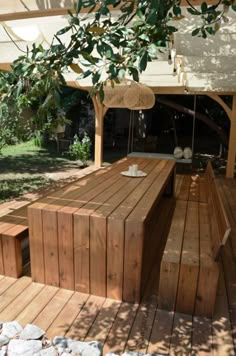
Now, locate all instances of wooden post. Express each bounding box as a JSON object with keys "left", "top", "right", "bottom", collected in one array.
[
  {"left": 92, "top": 95, "right": 108, "bottom": 167},
  {"left": 226, "top": 95, "right": 236, "bottom": 178}
]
